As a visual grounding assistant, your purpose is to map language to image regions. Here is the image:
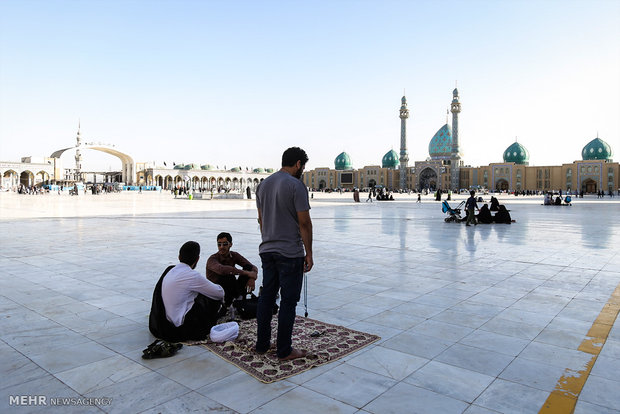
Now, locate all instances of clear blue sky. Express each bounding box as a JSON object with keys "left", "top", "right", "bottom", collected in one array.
[{"left": 1, "top": 0, "right": 618, "bottom": 172}]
